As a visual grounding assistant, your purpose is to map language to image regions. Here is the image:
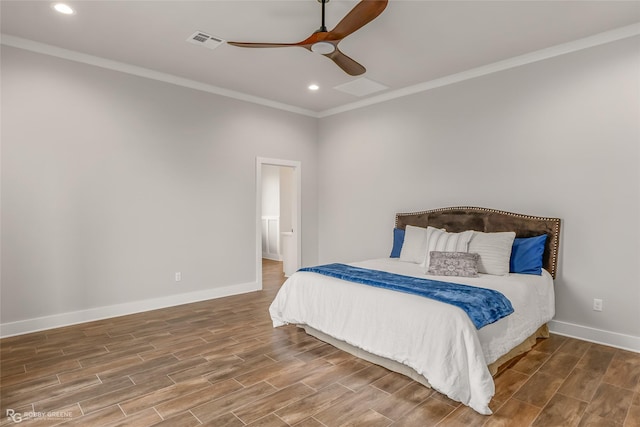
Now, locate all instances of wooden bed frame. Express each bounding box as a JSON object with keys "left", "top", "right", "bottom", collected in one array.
[{"left": 303, "top": 206, "right": 561, "bottom": 381}]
